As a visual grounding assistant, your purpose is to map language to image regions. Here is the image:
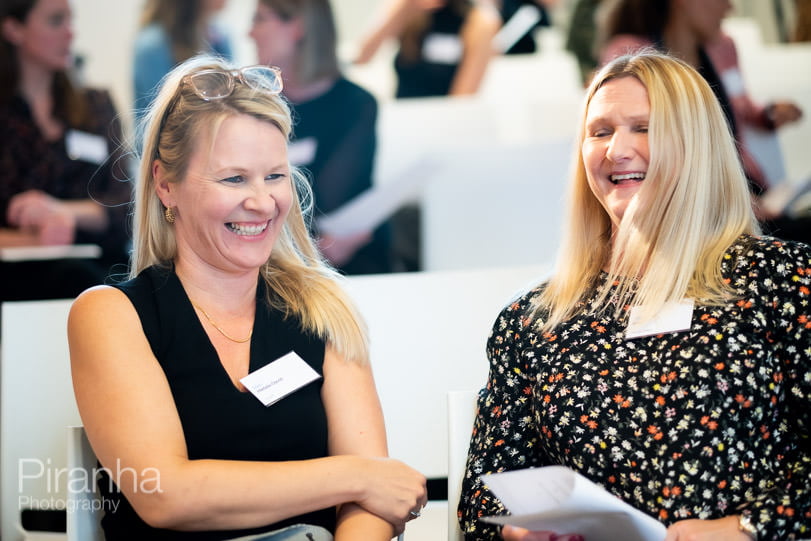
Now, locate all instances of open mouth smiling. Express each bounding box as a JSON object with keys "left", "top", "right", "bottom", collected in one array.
[
  {"left": 226, "top": 222, "right": 269, "bottom": 236},
  {"left": 609, "top": 172, "right": 646, "bottom": 185}
]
